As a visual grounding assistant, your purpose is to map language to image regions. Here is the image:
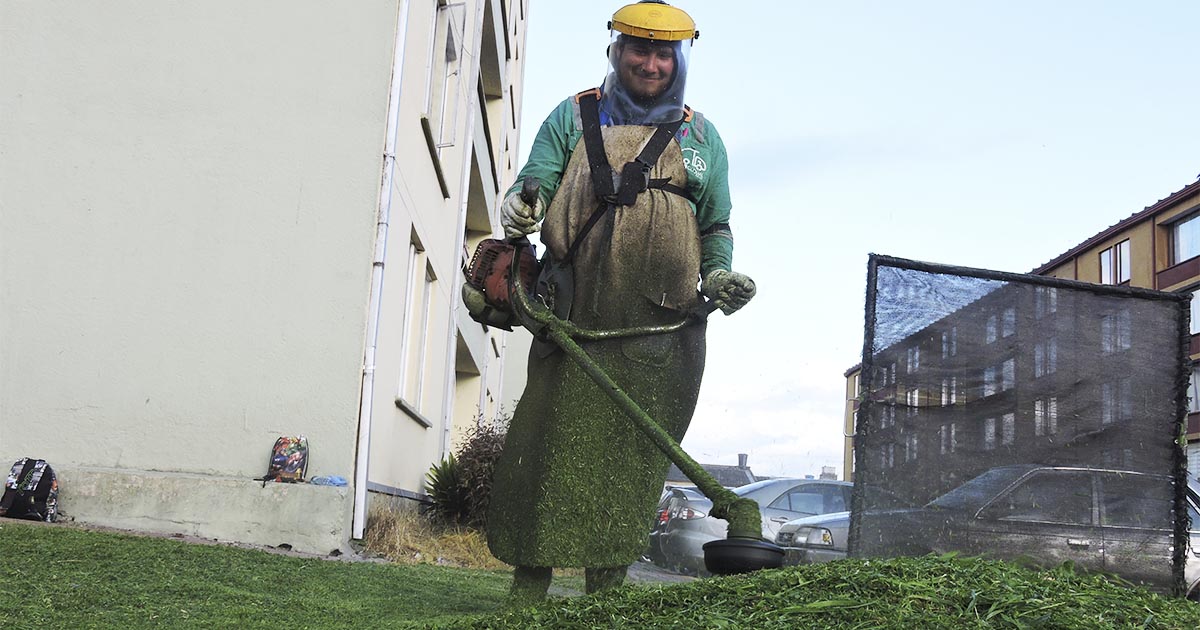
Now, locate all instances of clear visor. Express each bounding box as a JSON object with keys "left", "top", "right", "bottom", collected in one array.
[{"left": 601, "top": 32, "right": 691, "bottom": 125}]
